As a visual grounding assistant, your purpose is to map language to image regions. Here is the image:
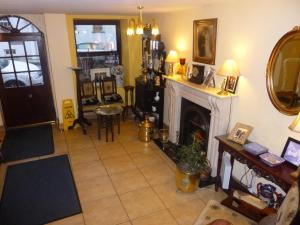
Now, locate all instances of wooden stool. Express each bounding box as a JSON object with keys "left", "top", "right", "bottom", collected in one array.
[
  {"left": 95, "top": 105, "right": 123, "bottom": 142},
  {"left": 123, "top": 85, "right": 134, "bottom": 120}
]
